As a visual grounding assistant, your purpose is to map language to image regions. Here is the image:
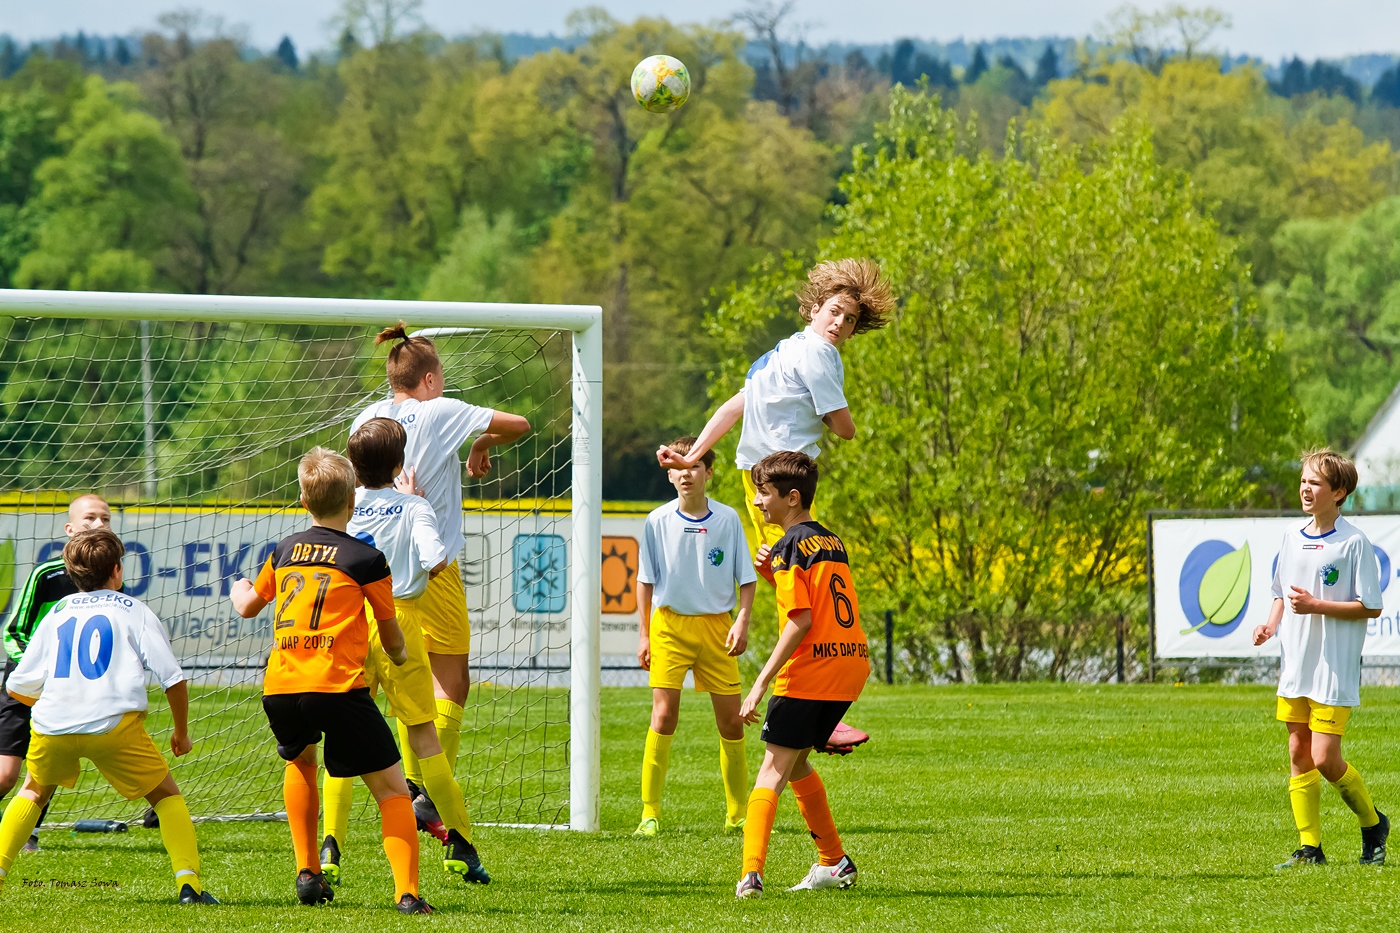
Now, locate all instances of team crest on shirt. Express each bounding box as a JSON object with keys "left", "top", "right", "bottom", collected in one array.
[
  {"left": 708, "top": 547, "right": 724, "bottom": 567},
  {"left": 1321, "top": 564, "right": 1340, "bottom": 586}
]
